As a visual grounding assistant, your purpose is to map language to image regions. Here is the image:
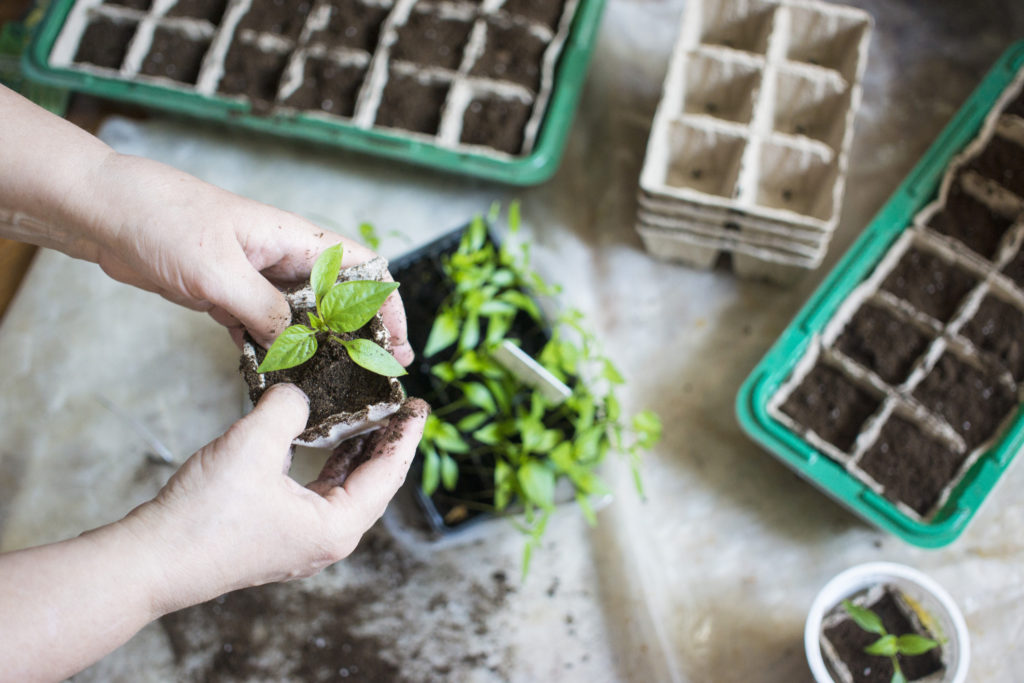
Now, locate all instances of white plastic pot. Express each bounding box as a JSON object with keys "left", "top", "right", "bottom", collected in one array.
[{"left": 805, "top": 562, "right": 969, "bottom": 683}]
